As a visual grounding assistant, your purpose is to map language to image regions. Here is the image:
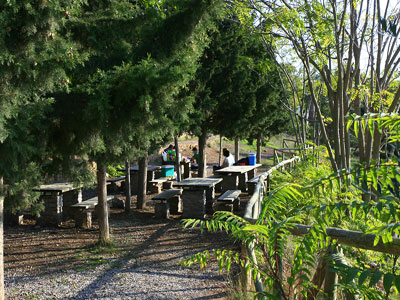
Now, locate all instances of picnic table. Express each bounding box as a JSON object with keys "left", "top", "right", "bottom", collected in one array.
[
  {"left": 215, "top": 164, "right": 262, "bottom": 192},
  {"left": 174, "top": 177, "right": 222, "bottom": 219},
  {"left": 32, "top": 183, "right": 82, "bottom": 225},
  {"left": 118, "top": 165, "right": 162, "bottom": 194}
]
